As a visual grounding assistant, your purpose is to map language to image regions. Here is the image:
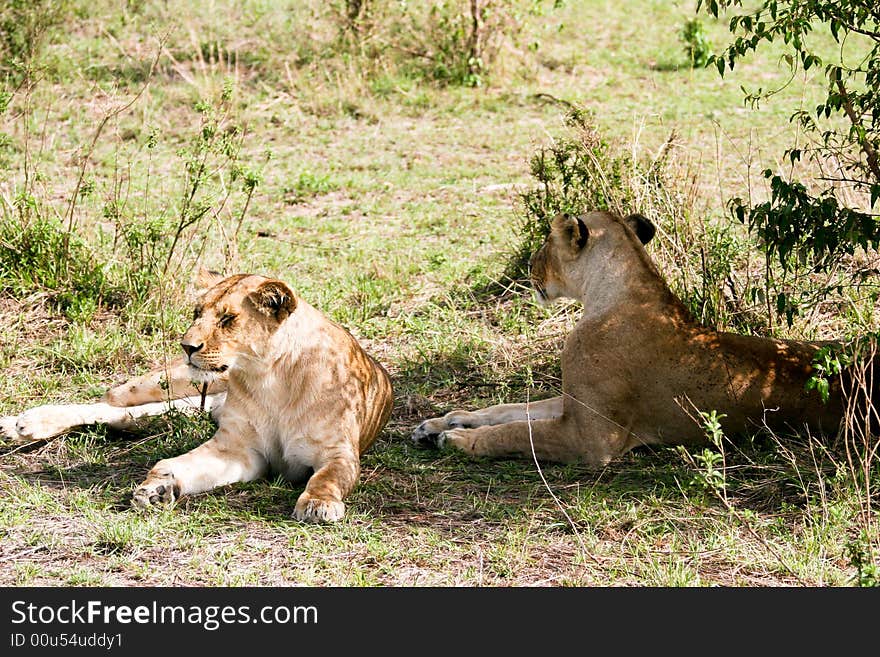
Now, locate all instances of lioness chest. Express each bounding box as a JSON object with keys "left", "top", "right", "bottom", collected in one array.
[{"left": 216, "top": 360, "right": 363, "bottom": 482}]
